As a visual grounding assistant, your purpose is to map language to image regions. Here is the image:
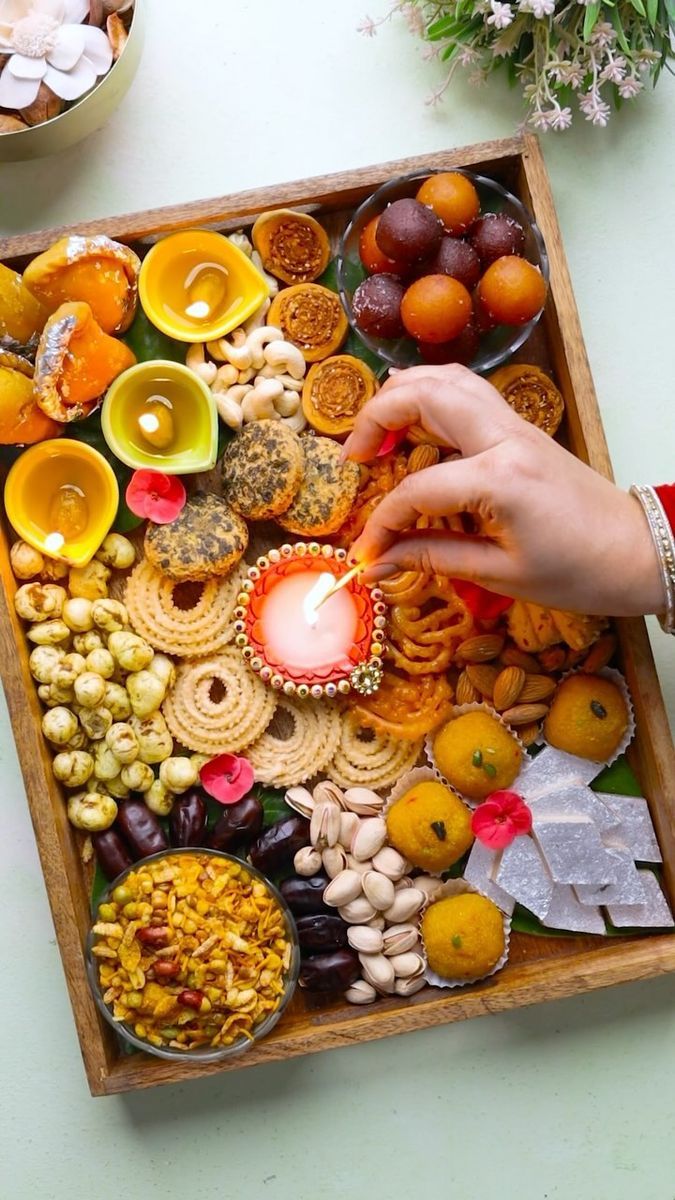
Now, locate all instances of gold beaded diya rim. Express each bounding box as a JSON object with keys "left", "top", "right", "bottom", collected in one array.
[{"left": 232, "top": 541, "right": 386, "bottom": 699}]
